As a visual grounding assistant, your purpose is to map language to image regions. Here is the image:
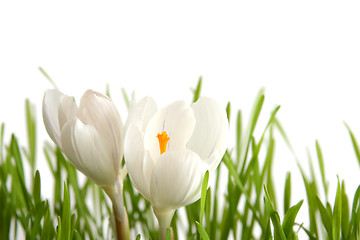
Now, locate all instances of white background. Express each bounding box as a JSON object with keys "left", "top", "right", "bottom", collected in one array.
[{"left": 1, "top": 1, "right": 360, "bottom": 238}]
